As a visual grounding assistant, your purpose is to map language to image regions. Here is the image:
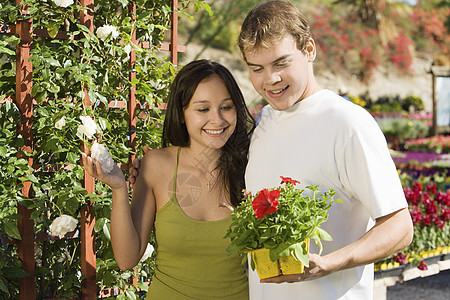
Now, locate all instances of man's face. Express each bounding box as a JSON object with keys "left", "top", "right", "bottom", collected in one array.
[{"left": 245, "top": 36, "right": 316, "bottom": 111}]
